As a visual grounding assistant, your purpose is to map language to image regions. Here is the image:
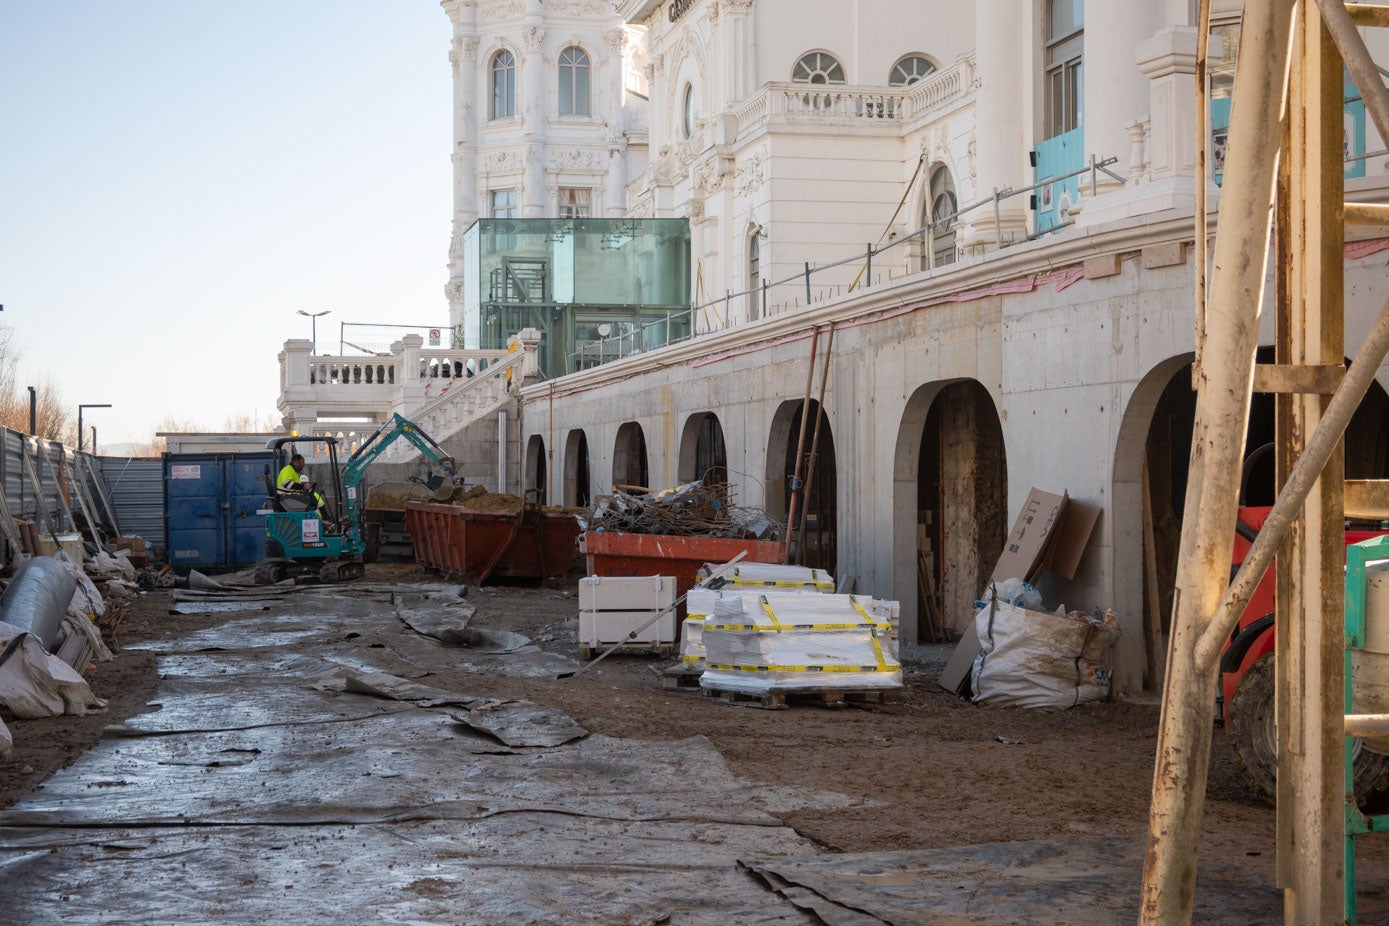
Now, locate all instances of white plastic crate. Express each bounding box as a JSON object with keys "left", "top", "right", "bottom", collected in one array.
[{"left": 578, "top": 575, "right": 678, "bottom": 655}]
